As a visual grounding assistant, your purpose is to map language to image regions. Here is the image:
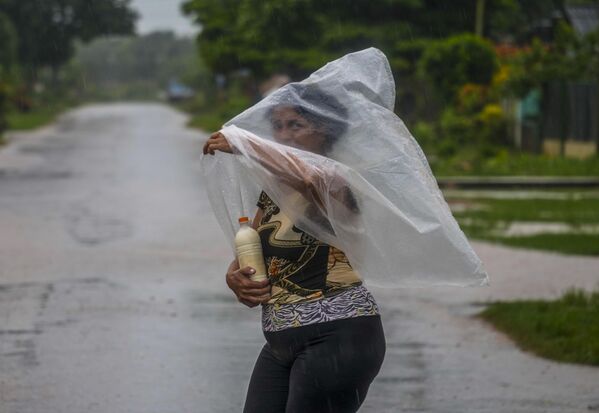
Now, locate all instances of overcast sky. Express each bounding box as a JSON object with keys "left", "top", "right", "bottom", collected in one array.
[{"left": 130, "top": 0, "right": 197, "bottom": 36}]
